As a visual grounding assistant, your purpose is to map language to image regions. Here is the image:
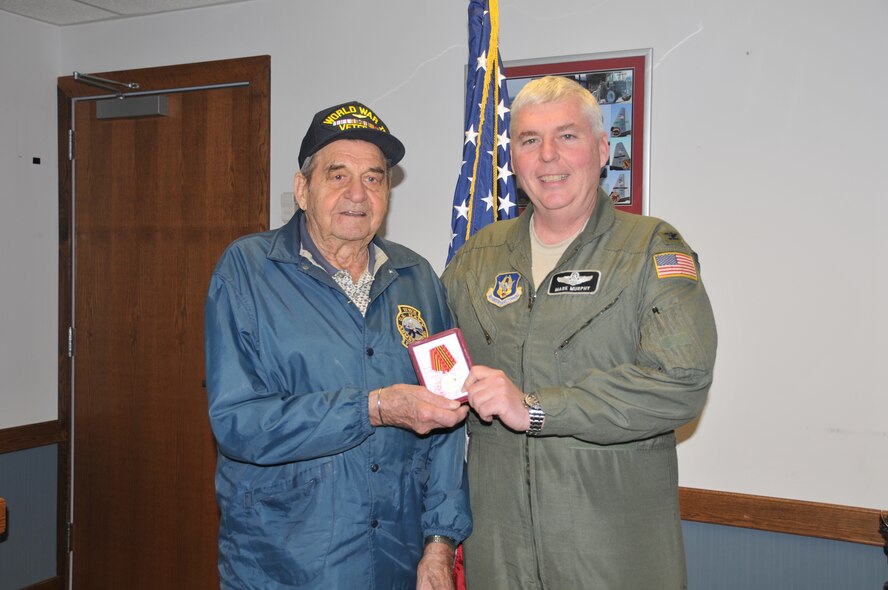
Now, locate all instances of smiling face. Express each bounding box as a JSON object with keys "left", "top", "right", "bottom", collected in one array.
[
  {"left": 294, "top": 139, "right": 389, "bottom": 255},
  {"left": 510, "top": 96, "right": 610, "bottom": 223}
]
